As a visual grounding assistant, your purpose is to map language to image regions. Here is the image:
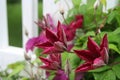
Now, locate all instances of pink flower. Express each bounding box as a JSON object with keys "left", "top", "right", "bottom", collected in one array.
[
  {"left": 36, "top": 22, "right": 67, "bottom": 54},
  {"left": 74, "top": 34, "right": 109, "bottom": 72}
]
